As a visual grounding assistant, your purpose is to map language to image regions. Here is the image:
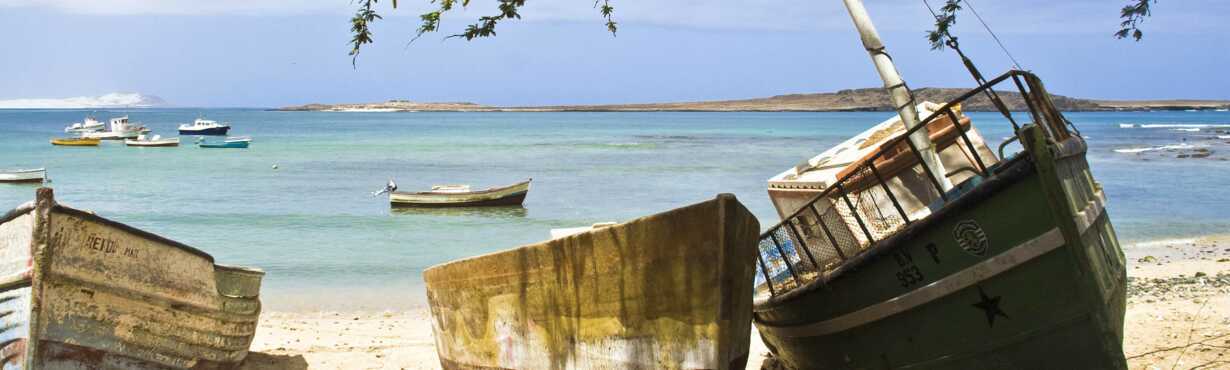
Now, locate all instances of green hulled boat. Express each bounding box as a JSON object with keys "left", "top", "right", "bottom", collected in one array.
[{"left": 749, "top": 1, "right": 1127, "bottom": 368}]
